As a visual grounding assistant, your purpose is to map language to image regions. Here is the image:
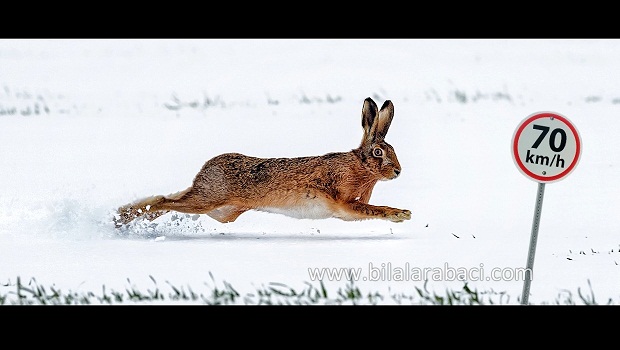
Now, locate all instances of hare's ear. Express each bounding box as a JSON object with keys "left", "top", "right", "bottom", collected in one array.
[
  {"left": 374, "top": 100, "right": 394, "bottom": 141},
  {"left": 361, "top": 97, "right": 379, "bottom": 148}
]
